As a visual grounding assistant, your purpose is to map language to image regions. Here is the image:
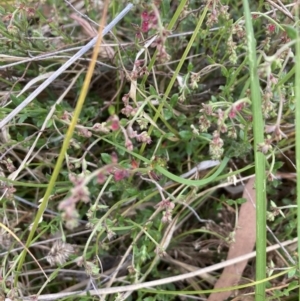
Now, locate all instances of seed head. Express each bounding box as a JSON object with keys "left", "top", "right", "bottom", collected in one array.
[
  {"left": 46, "top": 240, "right": 74, "bottom": 266},
  {"left": 0, "top": 228, "right": 12, "bottom": 250}
]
